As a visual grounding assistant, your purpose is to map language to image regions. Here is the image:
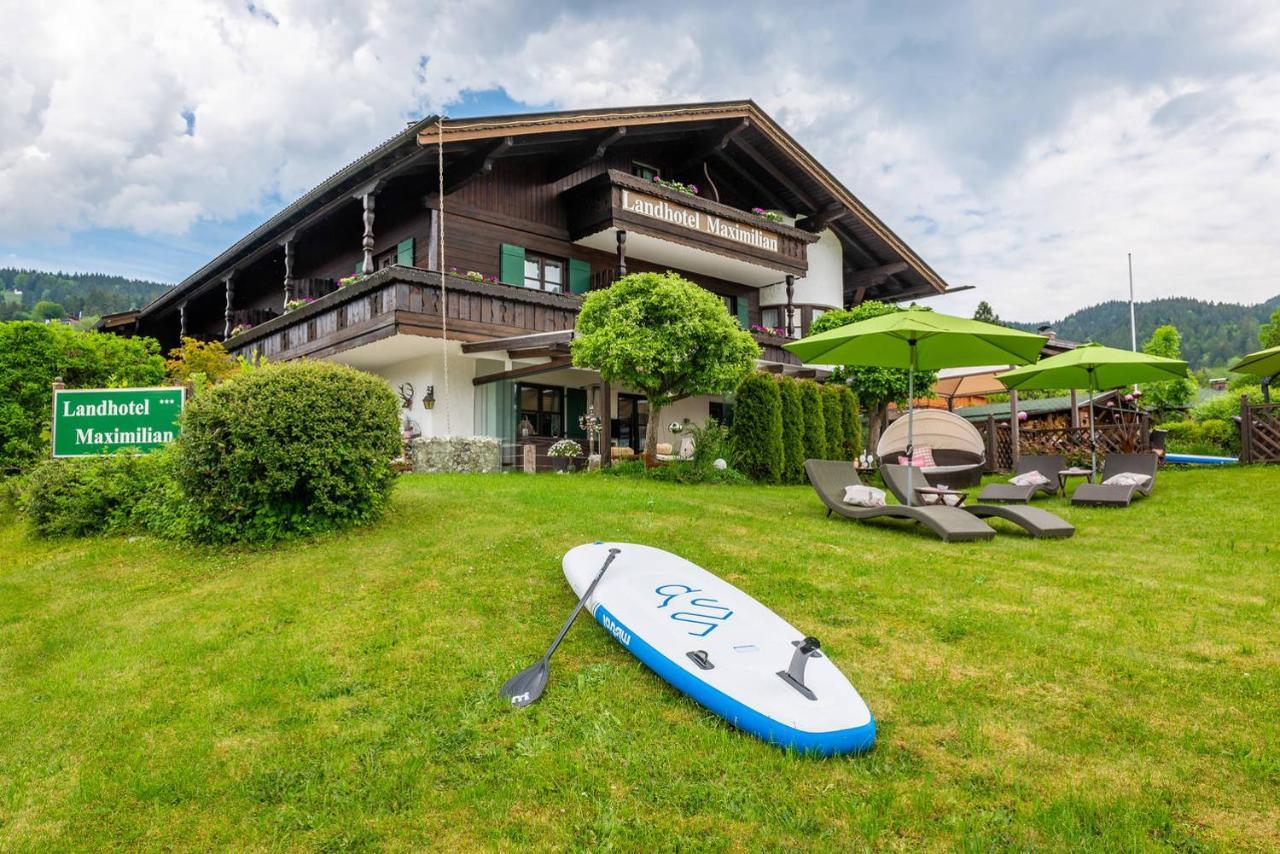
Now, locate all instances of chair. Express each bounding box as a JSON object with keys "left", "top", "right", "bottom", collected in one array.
[
  {"left": 1071, "top": 453, "right": 1158, "bottom": 507},
  {"left": 882, "top": 464, "right": 1075, "bottom": 539},
  {"left": 655, "top": 436, "right": 694, "bottom": 462},
  {"left": 977, "top": 454, "right": 1064, "bottom": 503},
  {"left": 805, "top": 460, "right": 995, "bottom": 543},
  {"left": 876, "top": 410, "right": 986, "bottom": 488}
]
